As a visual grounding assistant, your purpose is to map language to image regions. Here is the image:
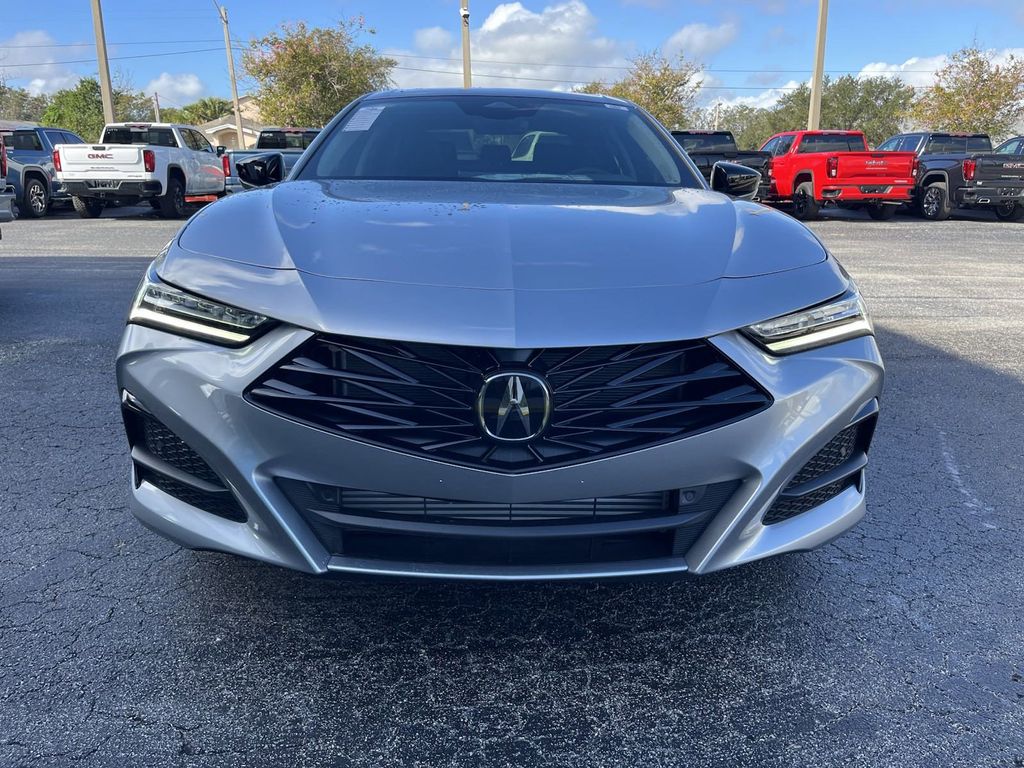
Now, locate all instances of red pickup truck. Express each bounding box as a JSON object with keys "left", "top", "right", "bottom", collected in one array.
[{"left": 759, "top": 130, "right": 919, "bottom": 220}]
